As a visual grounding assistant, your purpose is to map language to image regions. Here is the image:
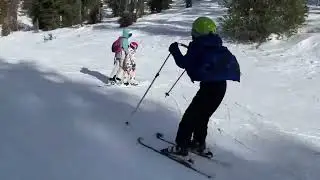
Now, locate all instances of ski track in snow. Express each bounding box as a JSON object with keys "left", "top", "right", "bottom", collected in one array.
[{"left": 0, "top": 1, "right": 320, "bottom": 180}]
